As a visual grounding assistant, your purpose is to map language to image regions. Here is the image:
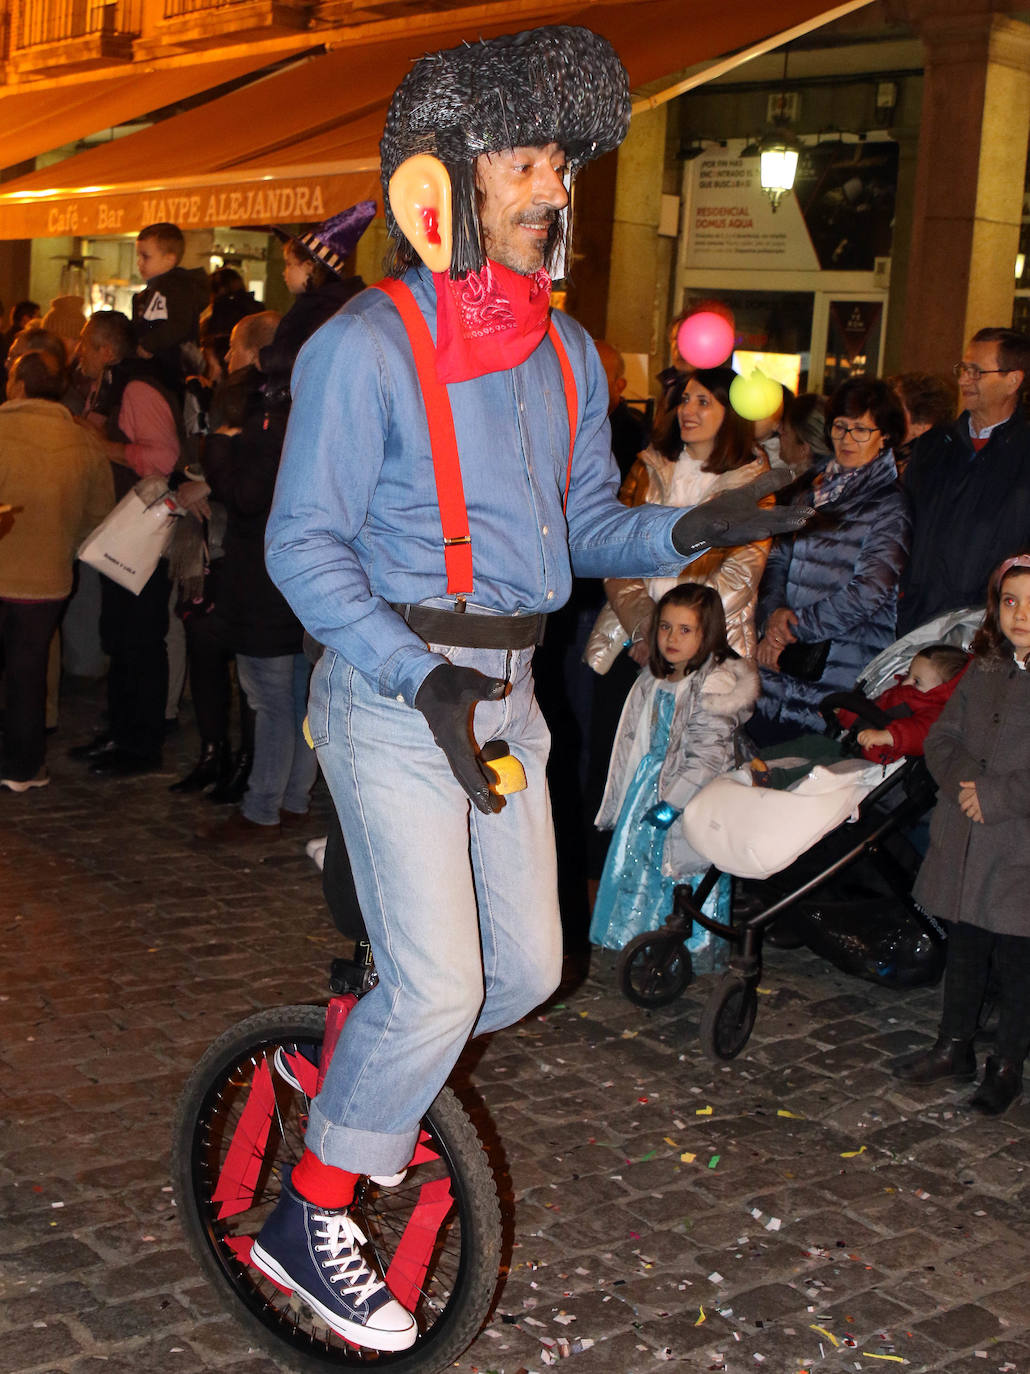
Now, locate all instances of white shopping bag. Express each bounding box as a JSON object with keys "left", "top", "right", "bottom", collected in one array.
[{"left": 78, "top": 476, "right": 182, "bottom": 594}]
